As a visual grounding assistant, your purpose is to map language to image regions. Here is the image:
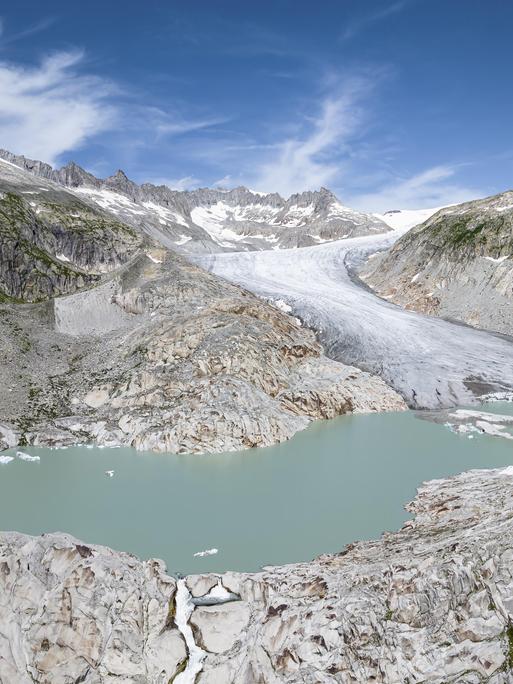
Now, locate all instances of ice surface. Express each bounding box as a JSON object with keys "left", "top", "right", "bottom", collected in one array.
[
  {"left": 174, "top": 579, "right": 206, "bottom": 683},
  {"left": 193, "top": 548, "right": 218, "bottom": 558},
  {"left": 16, "top": 451, "right": 40, "bottom": 462},
  {"left": 198, "top": 228, "right": 513, "bottom": 408}
]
